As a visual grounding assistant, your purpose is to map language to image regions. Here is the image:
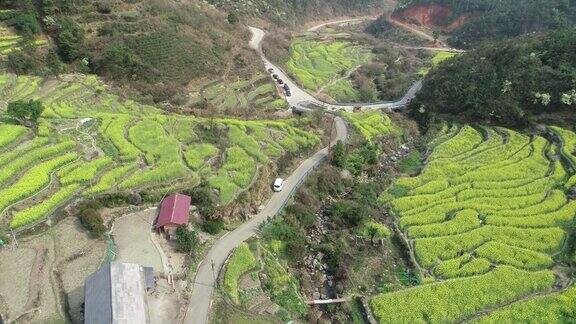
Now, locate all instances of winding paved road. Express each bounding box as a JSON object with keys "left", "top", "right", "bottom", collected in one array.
[
  {"left": 183, "top": 18, "right": 428, "bottom": 324},
  {"left": 183, "top": 118, "right": 348, "bottom": 324},
  {"left": 248, "top": 26, "right": 423, "bottom": 113}
]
